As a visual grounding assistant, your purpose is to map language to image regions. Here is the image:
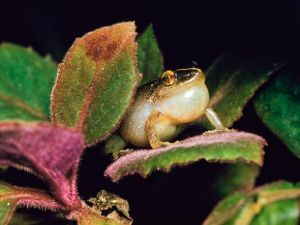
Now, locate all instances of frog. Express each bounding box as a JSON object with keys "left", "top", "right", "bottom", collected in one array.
[{"left": 119, "top": 68, "right": 226, "bottom": 149}]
